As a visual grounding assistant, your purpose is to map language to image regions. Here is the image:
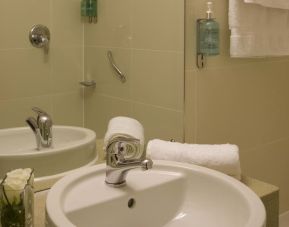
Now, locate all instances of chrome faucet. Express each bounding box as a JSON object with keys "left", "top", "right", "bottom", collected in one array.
[
  {"left": 26, "top": 107, "right": 53, "bottom": 150},
  {"left": 105, "top": 137, "right": 153, "bottom": 187}
]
